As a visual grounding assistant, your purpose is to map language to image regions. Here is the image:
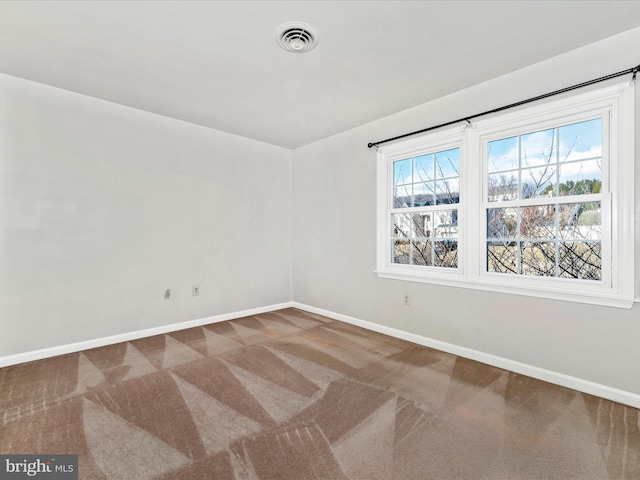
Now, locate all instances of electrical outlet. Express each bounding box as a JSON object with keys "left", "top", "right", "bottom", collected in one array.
[
  {"left": 403, "top": 295, "right": 410, "bottom": 306},
  {"left": 164, "top": 289, "right": 172, "bottom": 299},
  {"left": 192, "top": 285, "right": 200, "bottom": 296}
]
